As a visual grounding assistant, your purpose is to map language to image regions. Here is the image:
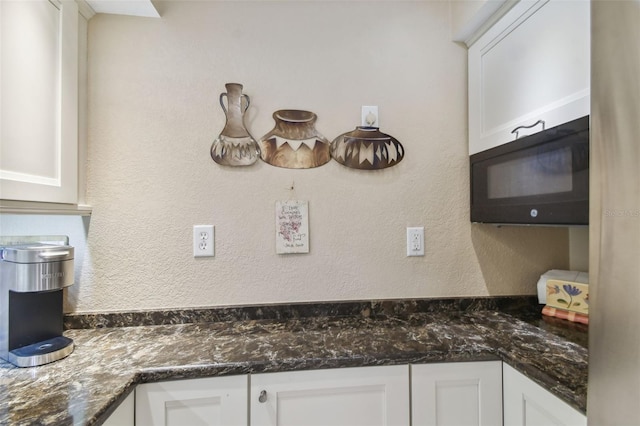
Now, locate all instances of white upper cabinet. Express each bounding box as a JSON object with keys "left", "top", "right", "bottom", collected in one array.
[
  {"left": 468, "top": 0, "right": 590, "bottom": 155},
  {"left": 0, "top": 0, "right": 79, "bottom": 204},
  {"left": 0, "top": 0, "right": 155, "bottom": 213}
]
